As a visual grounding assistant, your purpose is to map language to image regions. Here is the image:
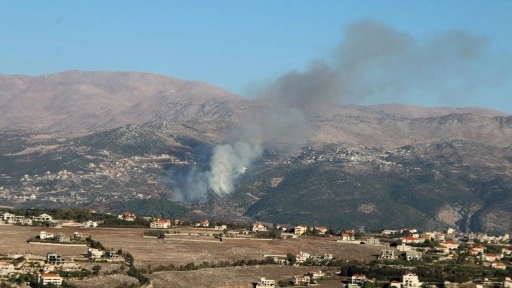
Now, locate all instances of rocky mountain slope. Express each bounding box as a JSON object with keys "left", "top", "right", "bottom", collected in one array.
[
  {"left": 0, "top": 71, "right": 511, "bottom": 233},
  {"left": 0, "top": 71, "right": 248, "bottom": 131}
]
